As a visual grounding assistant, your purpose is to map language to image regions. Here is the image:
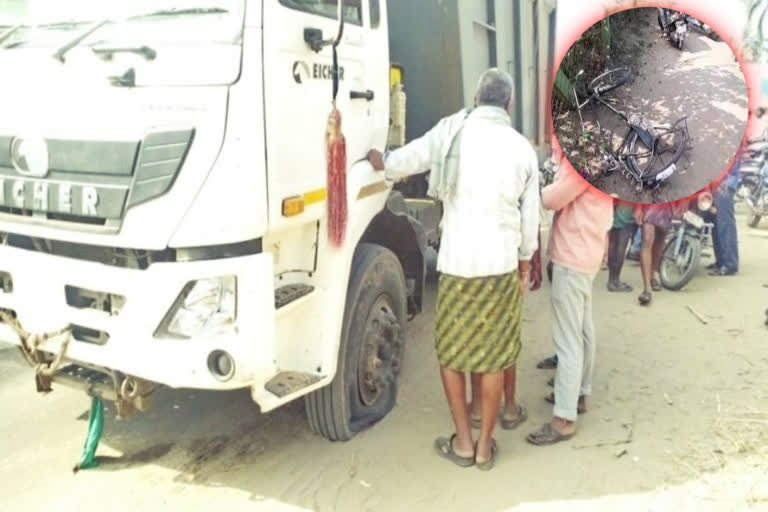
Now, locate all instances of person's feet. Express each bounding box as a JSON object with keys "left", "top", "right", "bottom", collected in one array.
[
  {"left": 638, "top": 290, "right": 652, "bottom": 305},
  {"left": 607, "top": 280, "right": 633, "bottom": 292},
  {"left": 500, "top": 402, "right": 528, "bottom": 429},
  {"left": 526, "top": 417, "right": 576, "bottom": 446},
  {"left": 536, "top": 355, "right": 558, "bottom": 369},
  {"left": 709, "top": 267, "right": 737, "bottom": 276},
  {"left": 626, "top": 251, "right": 640, "bottom": 262},
  {"left": 434, "top": 434, "right": 475, "bottom": 467},
  {"left": 705, "top": 263, "right": 719, "bottom": 271},
  {"left": 475, "top": 437, "right": 495, "bottom": 464},
  {"left": 651, "top": 277, "right": 662, "bottom": 292}
]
